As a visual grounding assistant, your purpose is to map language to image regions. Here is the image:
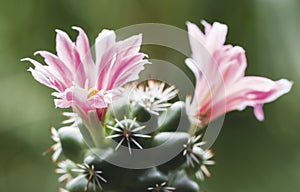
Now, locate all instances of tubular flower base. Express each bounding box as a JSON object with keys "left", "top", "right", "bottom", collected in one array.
[{"left": 24, "top": 21, "right": 292, "bottom": 192}]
